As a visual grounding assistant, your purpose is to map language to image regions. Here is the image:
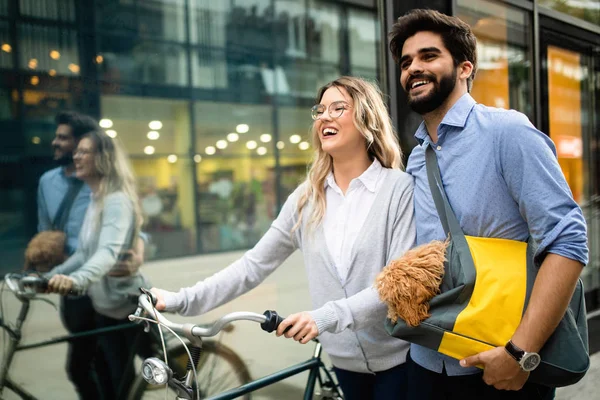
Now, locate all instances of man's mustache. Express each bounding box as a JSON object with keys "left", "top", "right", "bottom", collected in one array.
[{"left": 406, "top": 74, "right": 436, "bottom": 92}]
